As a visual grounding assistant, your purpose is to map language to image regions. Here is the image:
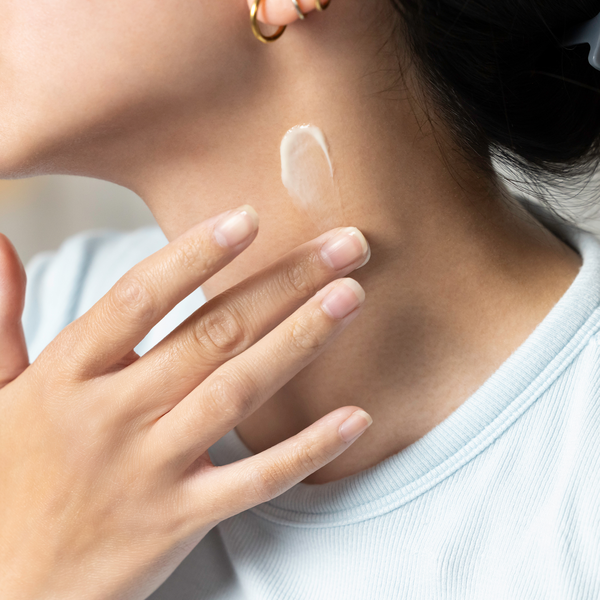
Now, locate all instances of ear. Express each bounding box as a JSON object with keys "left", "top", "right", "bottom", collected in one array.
[{"left": 246, "top": 0, "right": 320, "bottom": 26}]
